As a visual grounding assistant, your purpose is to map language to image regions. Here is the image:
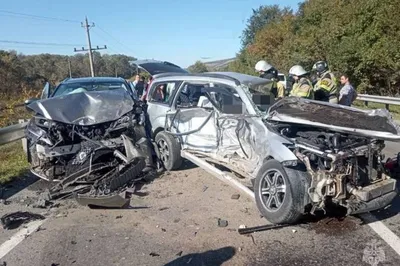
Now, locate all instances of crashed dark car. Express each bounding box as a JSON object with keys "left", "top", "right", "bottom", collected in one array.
[
  {"left": 24, "top": 77, "right": 156, "bottom": 205},
  {"left": 134, "top": 66, "right": 400, "bottom": 225}
]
